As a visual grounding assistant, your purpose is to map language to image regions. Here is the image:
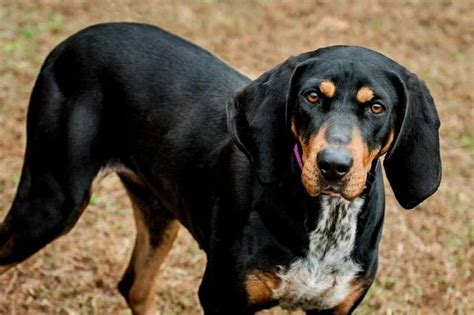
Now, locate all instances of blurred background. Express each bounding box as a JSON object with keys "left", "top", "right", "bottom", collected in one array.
[{"left": 0, "top": 0, "right": 472, "bottom": 314}]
